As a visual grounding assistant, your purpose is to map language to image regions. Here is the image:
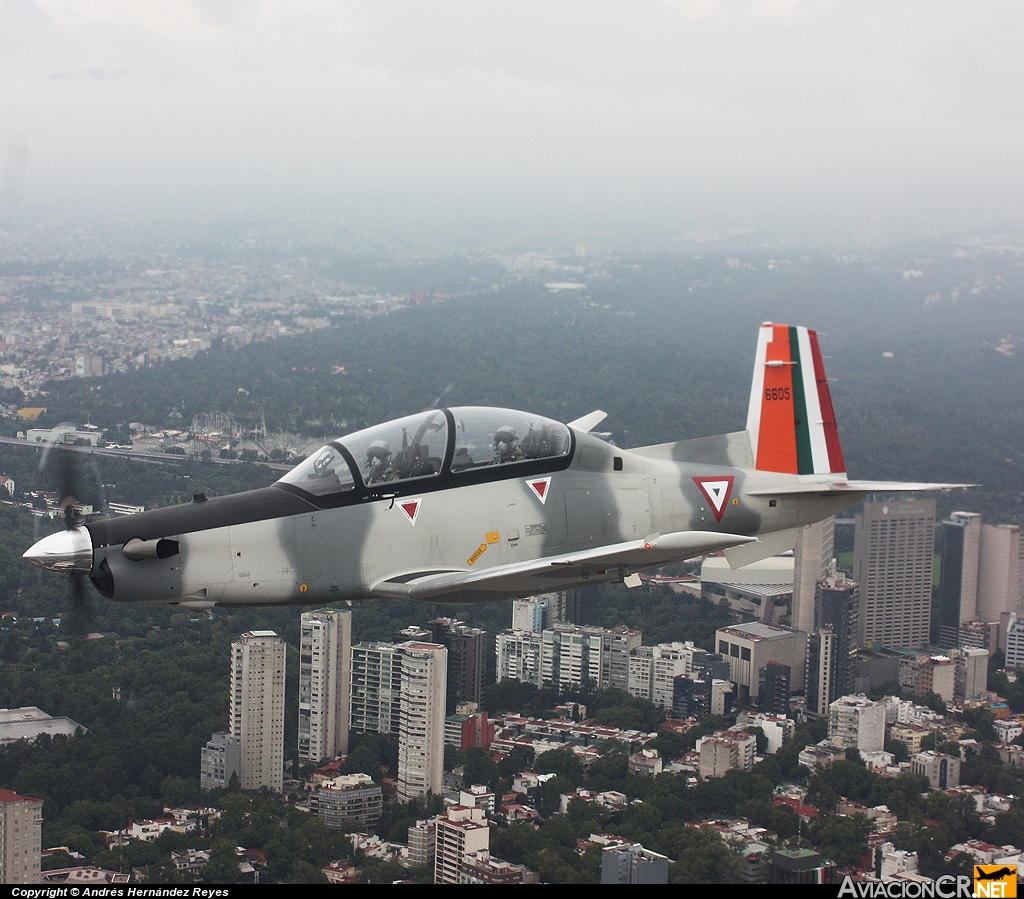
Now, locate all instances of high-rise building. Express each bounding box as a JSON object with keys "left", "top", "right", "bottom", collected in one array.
[
  {"left": 496, "top": 630, "right": 544, "bottom": 687},
  {"left": 959, "top": 620, "right": 1000, "bottom": 656},
  {"left": 200, "top": 732, "right": 240, "bottom": 791},
  {"left": 673, "top": 673, "right": 711, "bottom": 721},
  {"left": 827, "top": 694, "right": 885, "bottom": 754},
  {"left": 937, "top": 512, "right": 982, "bottom": 649},
  {"left": 672, "top": 673, "right": 732, "bottom": 720},
  {"left": 230, "top": 631, "right": 286, "bottom": 792},
  {"left": 511, "top": 596, "right": 550, "bottom": 633},
  {"left": 810, "top": 569, "right": 858, "bottom": 707},
  {"left": 954, "top": 647, "right": 988, "bottom": 703},
  {"left": 315, "top": 773, "right": 383, "bottom": 830},
  {"left": 0, "top": 789, "right": 43, "bottom": 884},
  {"left": 298, "top": 608, "right": 352, "bottom": 764},
  {"left": 805, "top": 628, "right": 837, "bottom": 719},
  {"left": 627, "top": 642, "right": 693, "bottom": 710},
  {"left": 350, "top": 641, "right": 404, "bottom": 735},
  {"left": 978, "top": 524, "right": 1024, "bottom": 626},
  {"left": 697, "top": 730, "right": 757, "bottom": 778},
  {"left": 792, "top": 517, "right": 835, "bottom": 634},
  {"left": 758, "top": 661, "right": 791, "bottom": 715},
  {"left": 409, "top": 818, "right": 437, "bottom": 868},
  {"left": 600, "top": 843, "right": 670, "bottom": 885},
  {"left": 854, "top": 499, "right": 936, "bottom": 649},
  {"left": 542, "top": 624, "right": 603, "bottom": 691},
  {"left": 1006, "top": 614, "right": 1024, "bottom": 669},
  {"left": 396, "top": 642, "right": 447, "bottom": 802},
  {"left": 600, "top": 626, "right": 643, "bottom": 690},
  {"left": 434, "top": 805, "right": 490, "bottom": 884},
  {"left": 428, "top": 618, "right": 486, "bottom": 713}
]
